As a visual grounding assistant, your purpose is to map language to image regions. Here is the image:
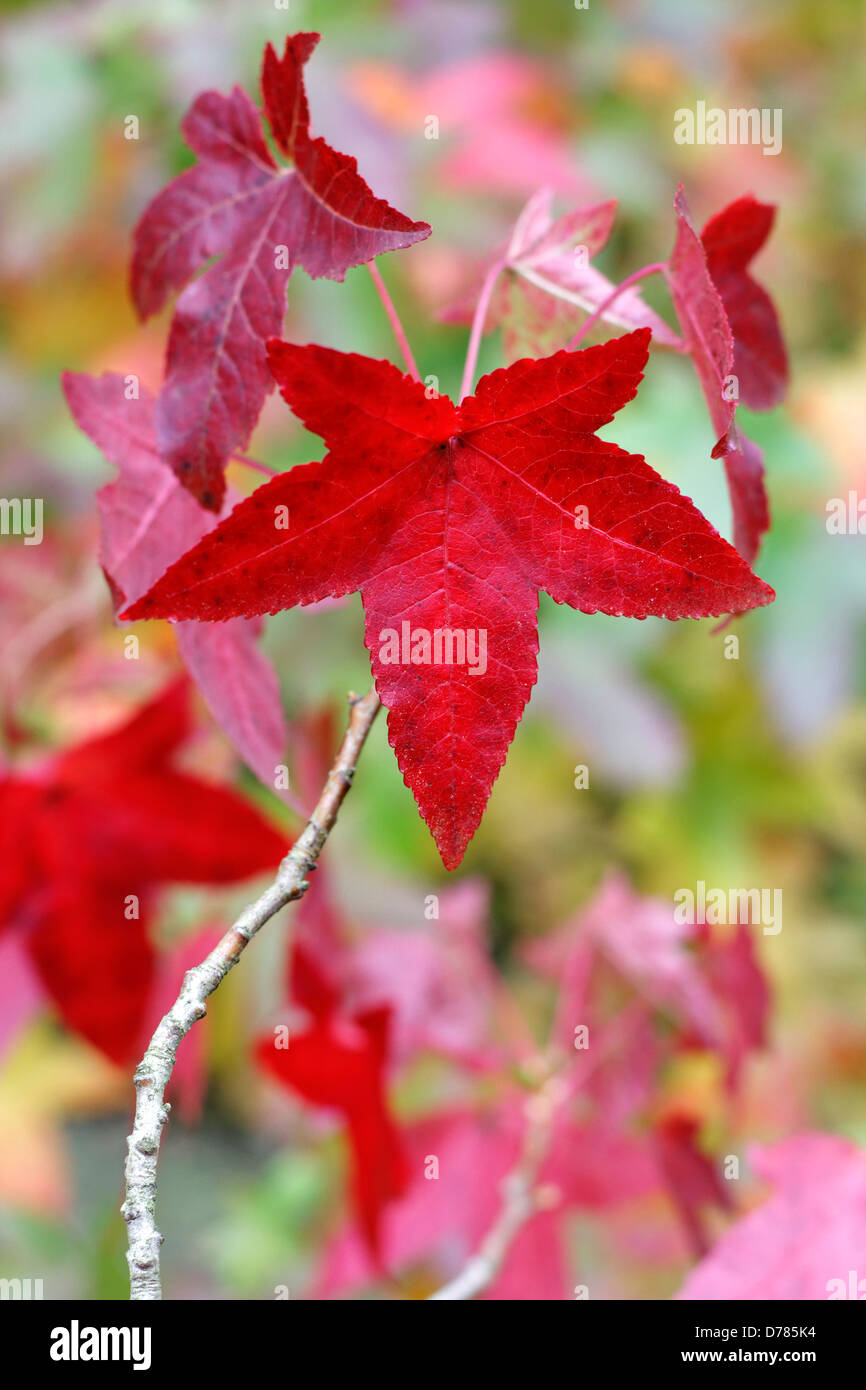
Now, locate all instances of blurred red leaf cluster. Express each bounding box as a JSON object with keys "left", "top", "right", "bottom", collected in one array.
[
  {"left": 0, "top": 682, "right": 287, "bottom": 1063},
  {"left": 255, "top": 869, "right": 772, "bottom": 1295}
]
